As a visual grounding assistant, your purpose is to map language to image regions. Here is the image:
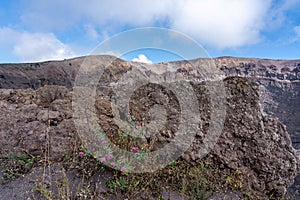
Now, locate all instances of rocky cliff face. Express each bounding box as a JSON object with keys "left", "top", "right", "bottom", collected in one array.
[
  {"left": 1, "top": 57, "right": 299, "bottom": 150},
  {"left": 211, "top": 57, "right": 300, "bottom": 150},
  {"left": 1, "top": 56, "right": 299, "bottom": 150},
  {"left": 0, "top": 56, "right": 299, "bottom": 199}
]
